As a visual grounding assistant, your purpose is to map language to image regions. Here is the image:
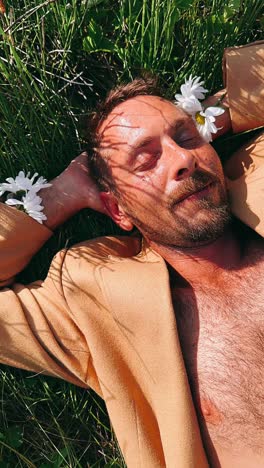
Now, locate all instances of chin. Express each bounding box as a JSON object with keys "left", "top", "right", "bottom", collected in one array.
[
  {"left": 182, "top": 203, "right": 232, "bottom": 245},
  {"left": 127, "top": 198, "right": 232, "bottom": 248}
]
